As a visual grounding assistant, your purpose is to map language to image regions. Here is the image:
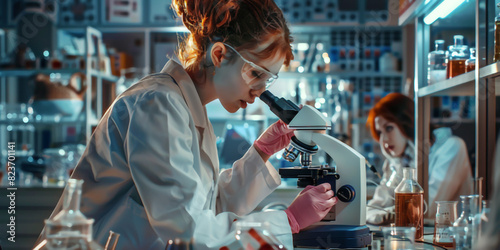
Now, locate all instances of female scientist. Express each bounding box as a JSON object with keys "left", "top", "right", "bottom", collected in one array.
[
  {"left": 37, "top": 0, "right": 337, "bottom": 249},
  {"left": 365, "top": 93, "right": 472, "bottom": 225}
]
